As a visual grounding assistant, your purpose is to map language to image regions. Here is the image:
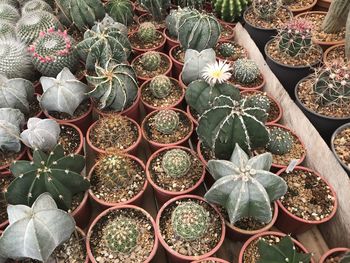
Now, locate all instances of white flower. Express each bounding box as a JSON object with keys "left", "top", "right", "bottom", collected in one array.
[{"left": 202, "top": 60, "right": 232, "bottom": 86}]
